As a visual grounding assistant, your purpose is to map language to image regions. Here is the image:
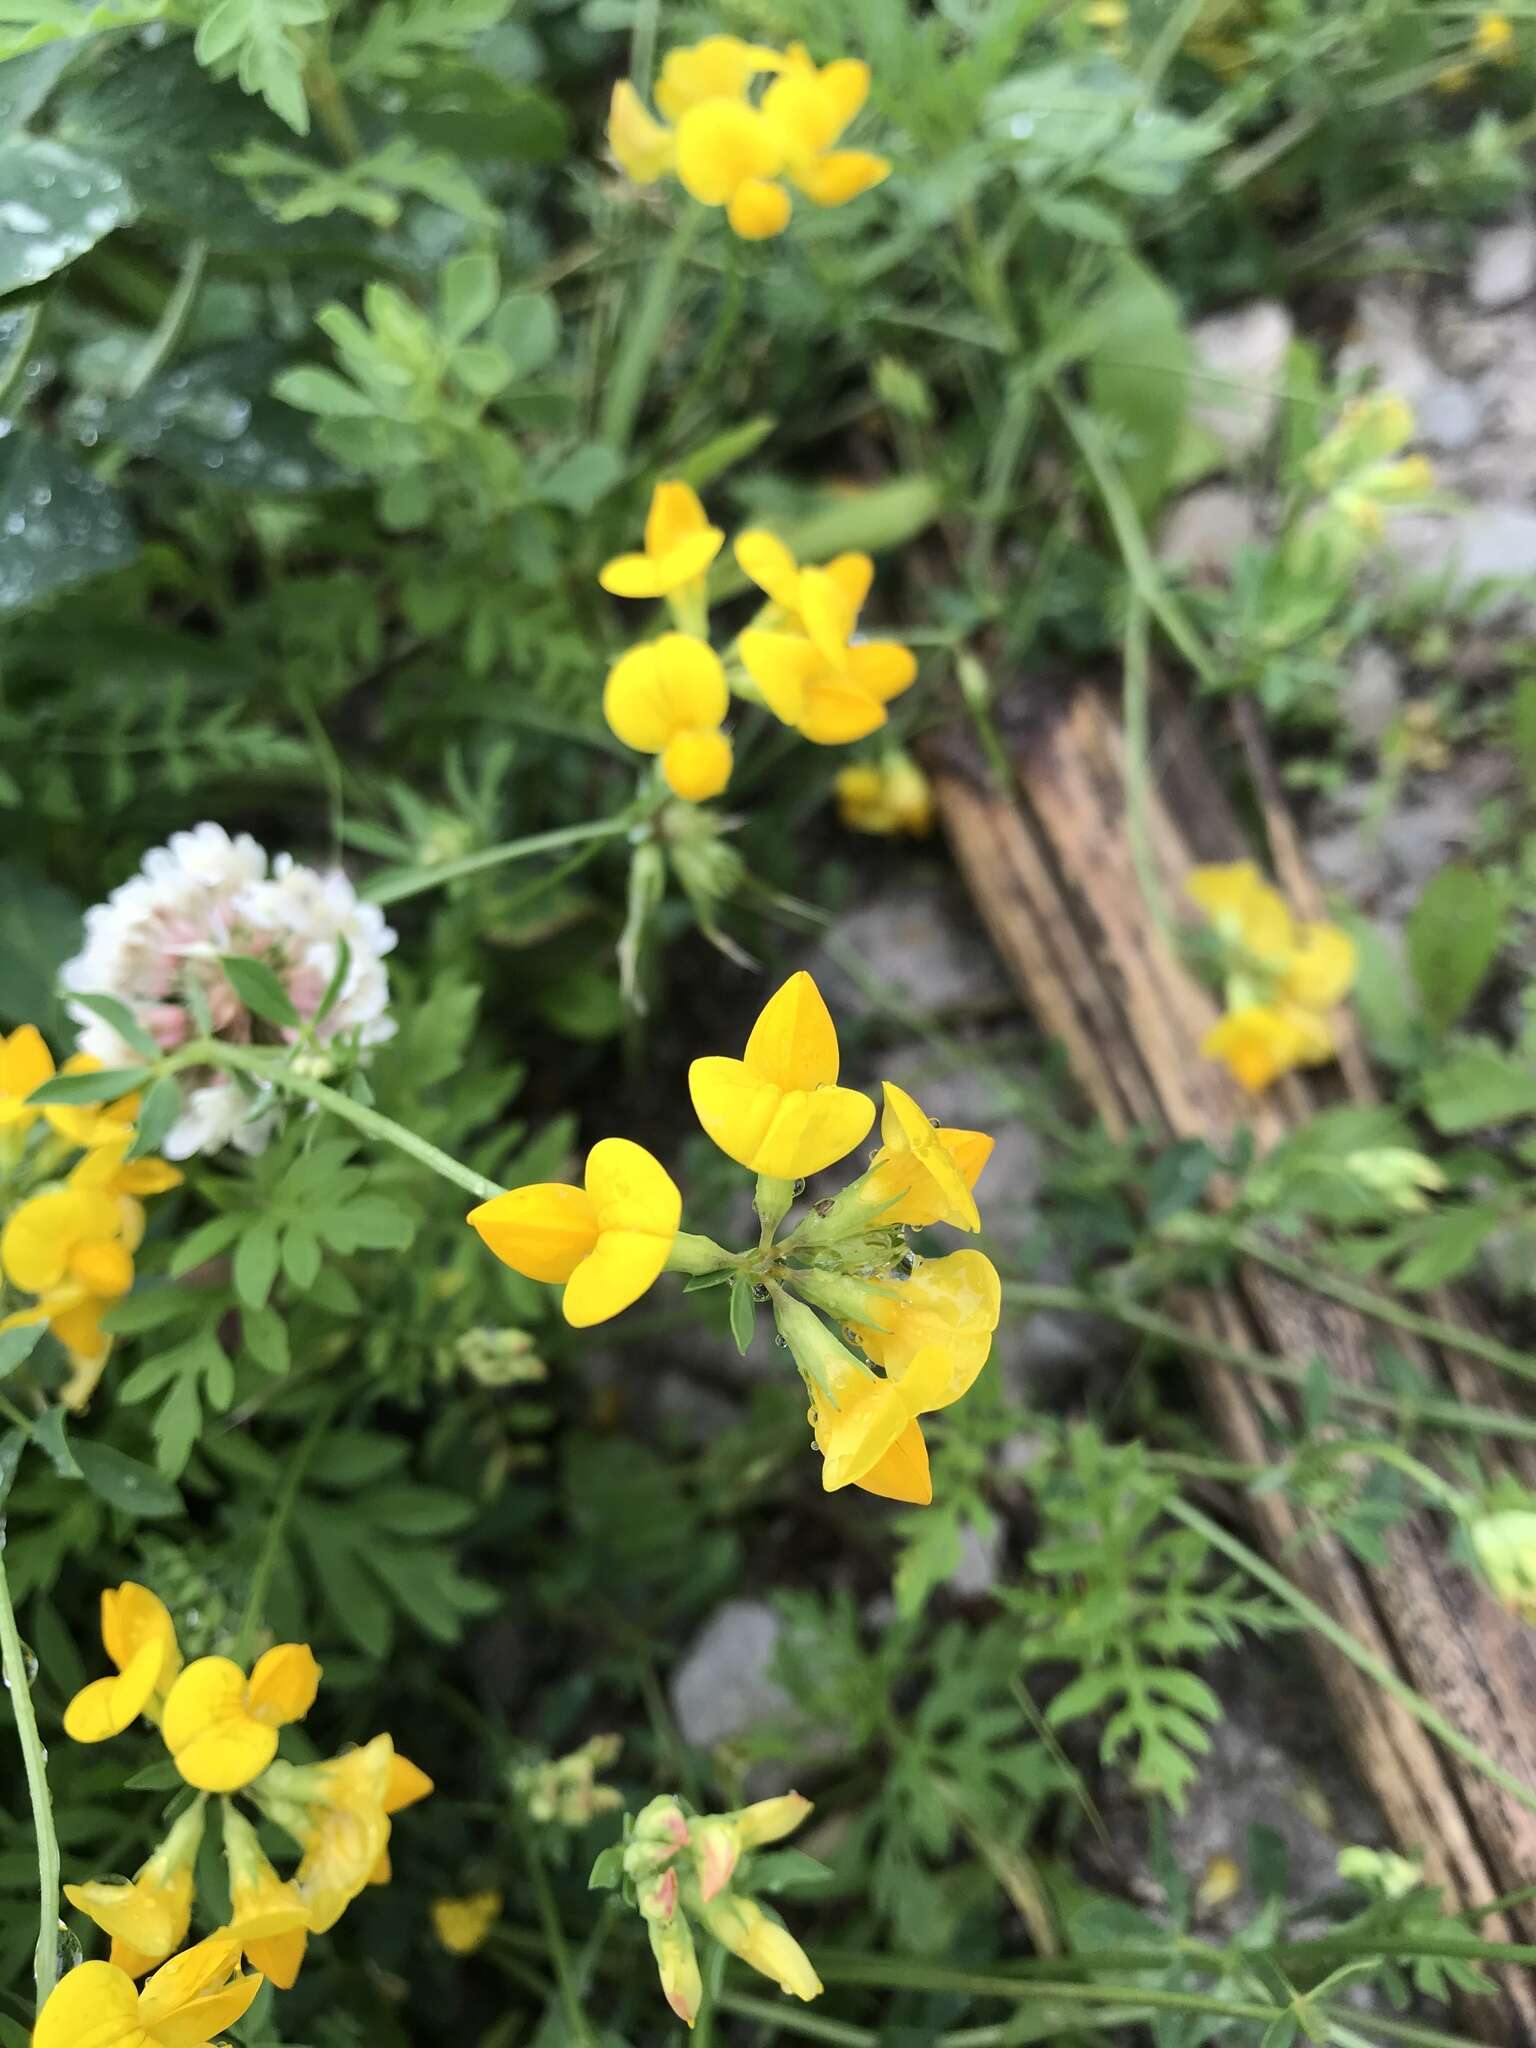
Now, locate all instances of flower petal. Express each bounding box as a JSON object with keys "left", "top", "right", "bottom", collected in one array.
[
  {"left": 728, "top": 176, "right": 792, "bottom": 239},
  {"left": 144, "top": 1974, "right": 263, "bottom": 2048},
  {"left": 32, "top": 1959, "right": 143, "bottom": 2048},
  {"left": 846, "top": 640, "right": 917, "bottom": 702},
  {"left": 383, "top": 1749, "right": 435, "bottom": 1812},
  {"left": 878, "top": 1081, "right": 982, "bottom": 1230},
  {"left": 796, "top": 566, "right": 858, "bottom": 663},
  {"left": 1200, "top": 1005, "right": 1309, "bottom": 1092},
  {"left": 564, "top": 1230, "right": 672, "bottom": 1326},
  {"left": 655, "top": 34, "right": 784, "bottom": 121},
  {"left": 64, "top": 1638, "right": 163, "bottom": 1743},
  {"left": 738, "top": 630, "right": 824, "bottom": 725},
  {"left": 652, "top": 528, "right": 725, "bottom": 590},
  {"left": 821, "top": 1381, "right": 912, "bottom": 1491},
  {"left": 662, "top": 726, "right": 733, "bottom": 801},
  {"left": 466, "top": 1183, "right": 598, "bottom": 1283},
  {"left": 689, "top": 1057, "right": 783, "bottom": 1169},
  {"left": 101, "top": 1582, "right": 180, "bottom": 1689},
  {"left": 798, "top": 682, "right": 889, "bottom": 744},
  {"left": 754, "top": 1084, "right": 876, "bottom": 1181},
  {"left": 744, "top": 970, "right": 841, "bottom": 1091},
  {"left": 137, "top": 1931, "right": 246, "bottom": 2019},
  {"left": 675, "top": 100, "right": 783, "bottom": 206},
  {"left": 0, "top": 1023, "right": 53, "bottom": 1104},
  {"left": 794, "top": 148, "right": 890, "bottom": 206},
  {"left": 608, "top": 80, "right": 673, "bottom": 183},
  {"left": 645, "top": 480, "right": 709, "bottom": 558},
  {"left": 857, "top": 1421, "right": 932, "bottom": 1505},
  {"left": 598, "top": 550, "right": 667, "bottom": 599},
  {"left": 734, "top": 530, "right": 801, "bottom": 610},
  {"left": 248, "top": 1643, "right": 321, "bottom": 1728},
  {"left": 1, "top": 1188, "right": 80, "bottom": 1293},
  {"left": 246, "top": 1926, "right": 308, "bottom": 1991},
  {"left": 1282, "top": 923, "right": 1356, "bottom": 1010},
  {"left": 162, "top": 1657, "right": 277, "bottom": 1793}
]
